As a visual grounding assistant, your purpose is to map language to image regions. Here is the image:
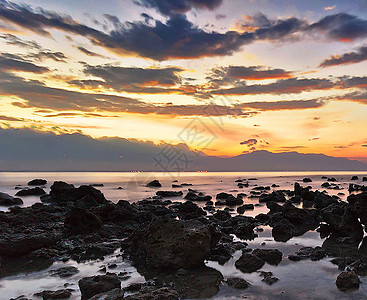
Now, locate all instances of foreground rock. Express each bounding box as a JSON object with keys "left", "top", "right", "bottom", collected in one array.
[
  {"left": 124, "top": 287, "right": 178, "bottom": 300},
  {"left": 235, "top": 253, "right": 264, "bottom": 273},
  {"left": 15, "top": 187, "right": 46, "bottom": 196},
  {"left": 124, "top": 217, "right": 217, "bottom": 270},
  {"left": 89, "top": 288, "right": 124, "bottom": 300},
  {"left": 34, "top": 289, "right": 73, "bottom": 299},
  {"left": 252, "top": 248, "right": 283, "bottom": 265},
  {"left": 0, "top": 192, "right": 23, "bottom": 206},
  {"left": 78, "top": 273, "right": 121, "bottom": 299},
  {"left": 336, "top": 271, "right": 360, "bottom": 291}
]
